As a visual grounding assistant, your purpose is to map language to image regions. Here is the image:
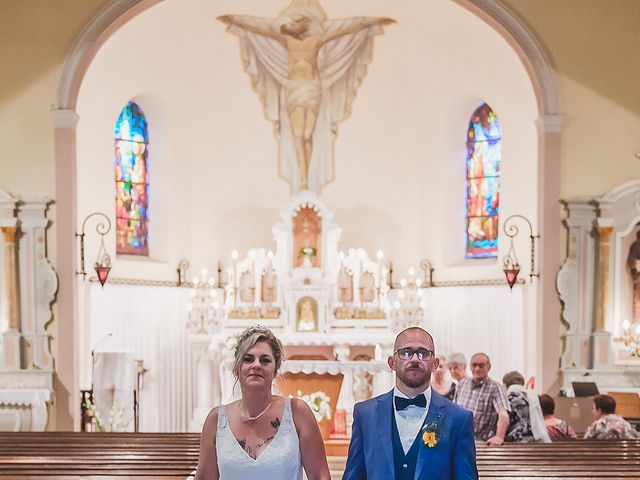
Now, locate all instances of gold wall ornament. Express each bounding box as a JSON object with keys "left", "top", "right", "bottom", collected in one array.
[
  {"left": 76, "top": 212, "right": 112, "bottom": 287},
  {"left": 419, "top": 259, "right": 435, "bottom": 288},
  {"left": 176, "top": 259, "right": 190, "bottom": 286},
  {"left": 502, "top": 214, "right": 539, "bottom": 289}
]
